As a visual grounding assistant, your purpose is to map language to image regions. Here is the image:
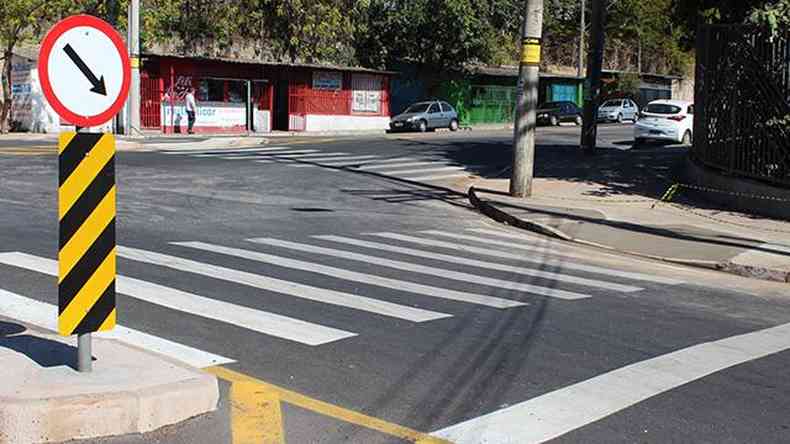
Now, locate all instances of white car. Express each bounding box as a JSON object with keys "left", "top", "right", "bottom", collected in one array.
[
  {"left": 597, "top": 98, "right": 639, "bottom": 123},
  {"left": 634, "top": 100, "right": 695, "bottom": 145}
]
